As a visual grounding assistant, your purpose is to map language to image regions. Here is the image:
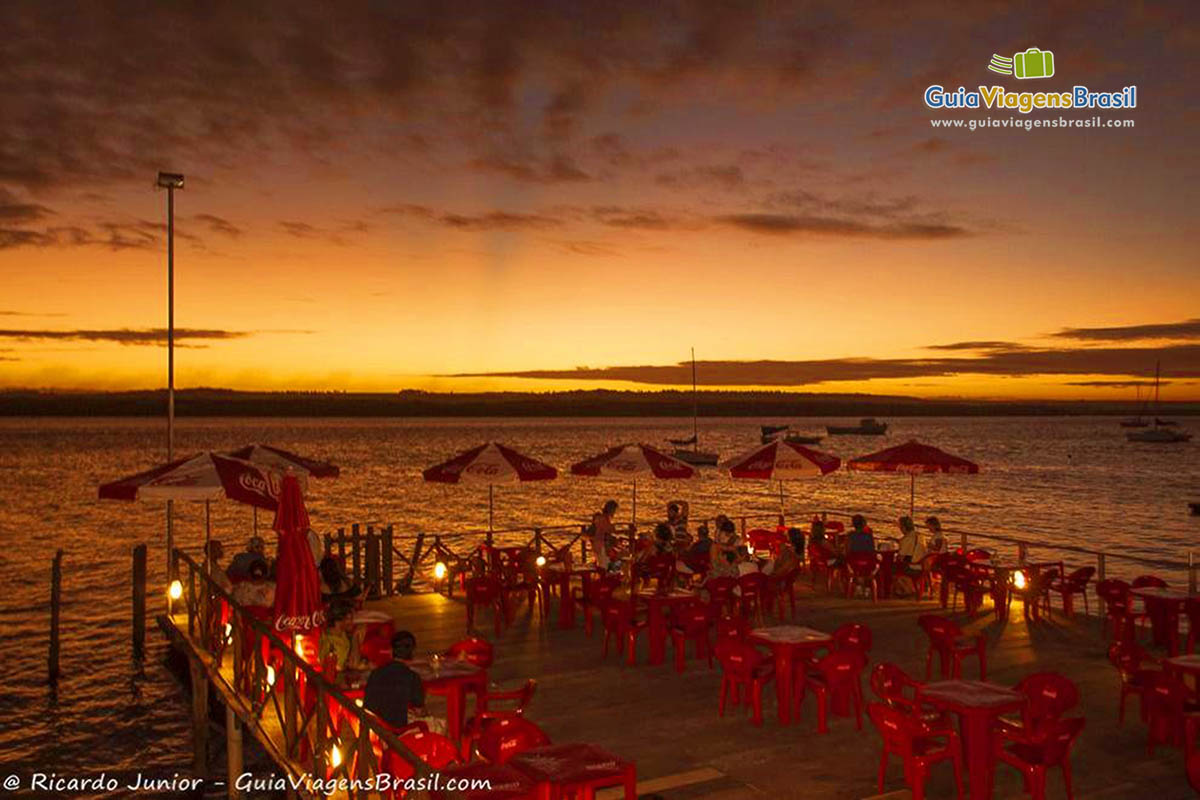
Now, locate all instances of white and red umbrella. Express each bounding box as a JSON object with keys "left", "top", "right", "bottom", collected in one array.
[
  {"left": 570, "top": 443, "right": 696, "bottom": 527},
  {"left": 847, "top": 439, "right": 980, "bottom": 515},
  {"left": 100, "top": 452, "right": 283, "bottom": 566},
  {"left": 723, "top": 440, "right": 841, "bottom": 514},
  {"left": 228, "top": 443, "right": 339, "bottom": 534},
  {"left": 272, "top": 474, "right": 324, "bottom": 633},
  {"left": 423, "top": 442, "right": 557, "bottom": 531}
]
